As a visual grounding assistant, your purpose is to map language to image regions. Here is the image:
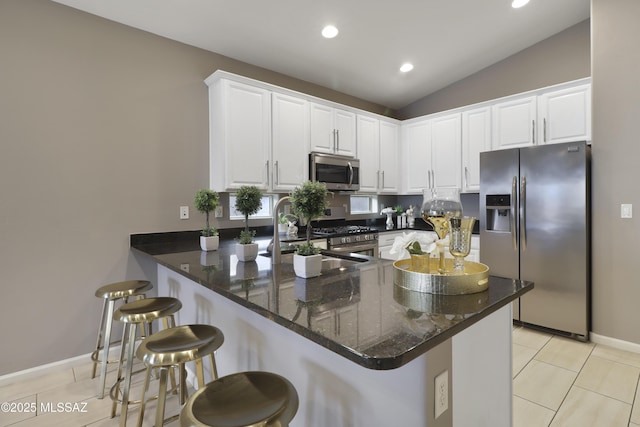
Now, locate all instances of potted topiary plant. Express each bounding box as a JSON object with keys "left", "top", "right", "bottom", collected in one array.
[
  {"left": 290, "top": 181, "right": 329, "bottom": 278},
  {"left": 234, "top": 185, "right": 262, "bottom": 262},
  {"left": 194, "top": 188, "right": 220, "bottom": 251}
]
